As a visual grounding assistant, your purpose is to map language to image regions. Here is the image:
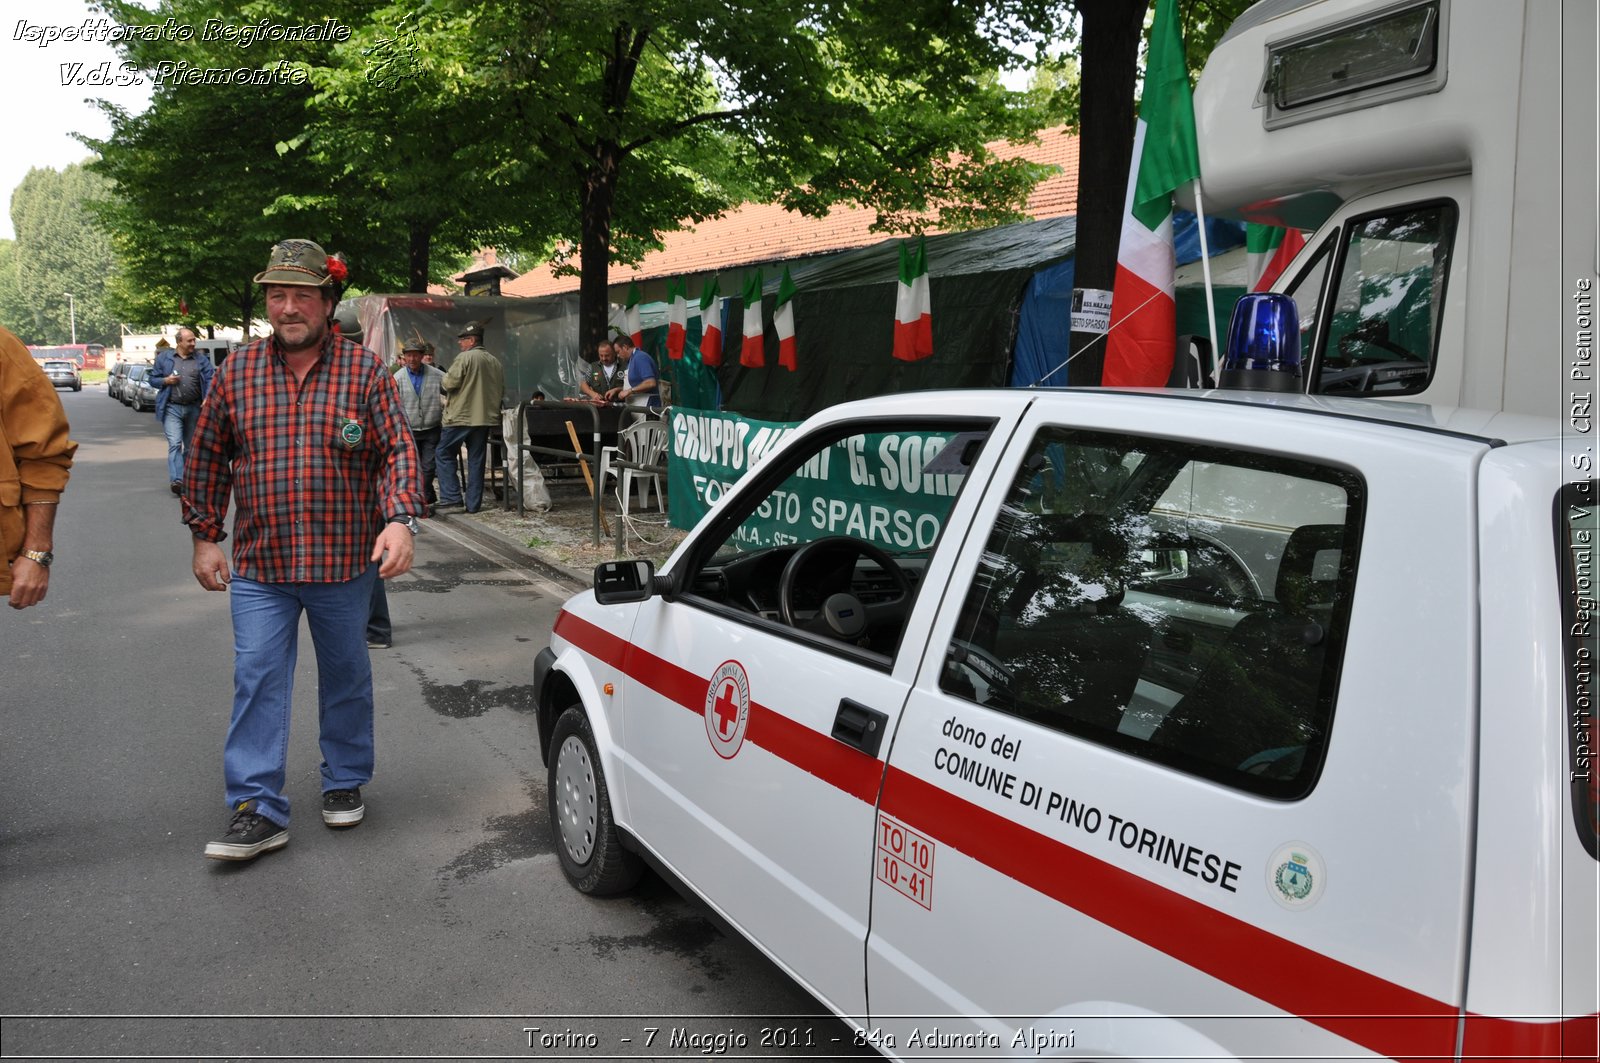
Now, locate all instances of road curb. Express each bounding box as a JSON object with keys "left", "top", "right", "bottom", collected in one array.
[{"left": 429, "top": 511, "right": 592, "bottom": 591}]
